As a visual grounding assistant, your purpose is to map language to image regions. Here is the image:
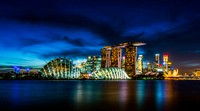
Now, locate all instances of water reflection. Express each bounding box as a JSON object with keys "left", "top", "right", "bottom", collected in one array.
[
  {"left": 120, "top": 81, "right": 127, "bottom": 103},
  {"left": 75, "top": 81, "right": 94, "bottom": 104},
  {"left": 155, "top": 81, "right": 165, "bottom": 110},
  {"left": 164, "top": 80, "right": 176, "bottom": 110},
  {"left": 0, "top": 80, "right": 199, "bottom": 111},
  {"left": 119, "top": 80, "right": 128, "bottom": 110},
  {"left": 84, "top": 82, "right": 93, "bottom": 102},
  {"left": 76, "top": 81, "right": 83, "bottom": 103},
  {"left": 135, "top": 80, "right": 178, "bottom": 111},
  {"left": 155, "top": 81, "right": 178, "bottom": 111},
  {"left": 11, "top": 81, "right": 20, "bottom": 106},
  {"left": 136, "top": 80, "right": 145, "bottom": 110}
]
